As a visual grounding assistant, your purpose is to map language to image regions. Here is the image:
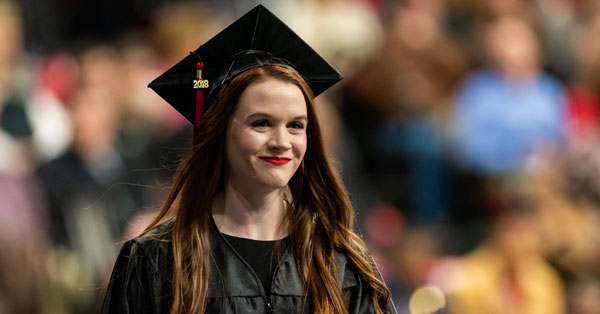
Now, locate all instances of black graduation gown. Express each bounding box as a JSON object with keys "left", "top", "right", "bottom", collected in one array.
[{"left": 101, "top": 220, "right": 396, "bottom": 314}]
